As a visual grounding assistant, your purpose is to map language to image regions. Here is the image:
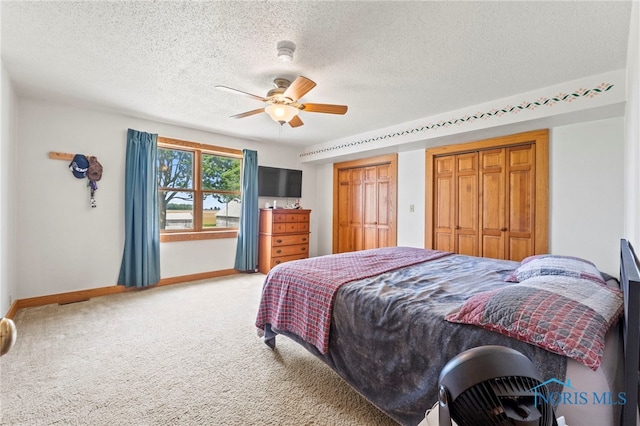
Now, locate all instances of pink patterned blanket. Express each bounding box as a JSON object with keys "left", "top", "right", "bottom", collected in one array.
[{"left": 255, "top": 246, "right": 450, "bottom": 354}]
